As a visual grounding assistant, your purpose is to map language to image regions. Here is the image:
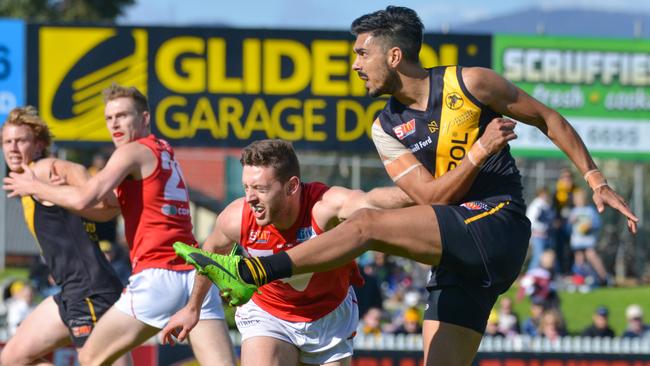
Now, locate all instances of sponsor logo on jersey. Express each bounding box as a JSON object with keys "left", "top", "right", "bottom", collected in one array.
[
  {"left": 296, "top": 226, "right": 316, "bottom": 243},
  {"left": 428, "top": 120, "right": 439, "bottom": 134},
  {"left": 445, "top": 92, "right": 464, "bottom": 110},
  {"left": 248, "top": 230, "right": 270, "bottom": 244},
  {"left": 277, "top": 242, "right": 296, "bottom": 249},
  {"left": 71, "top": 325, "right": 93, "bottom": 337},
  {"left": 460, "top": 201, "right": 489, "bottom": 211},
  {"left": 161, "top": 204, "right": 190, "bottom": 216},
  {"left": 410, "top": 135, "right": 433, "bottom": 153},
  {"left": 393, "top": 119, "right": 416, "bottom": 140},
  {"left": 236, "top": 318, "right": 262, "bottom": 328}
]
